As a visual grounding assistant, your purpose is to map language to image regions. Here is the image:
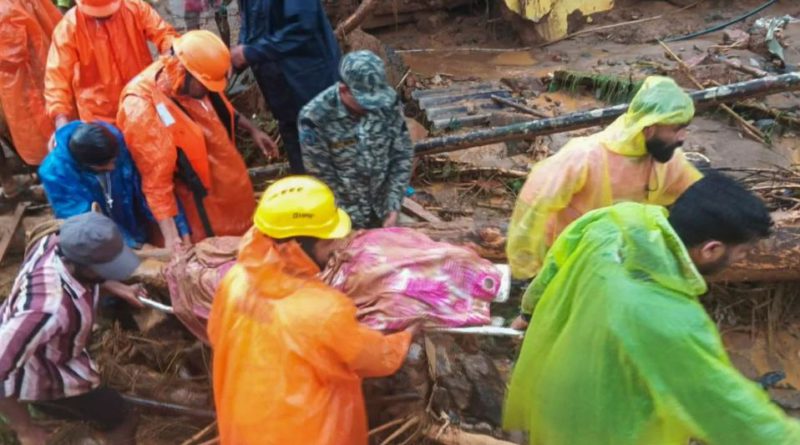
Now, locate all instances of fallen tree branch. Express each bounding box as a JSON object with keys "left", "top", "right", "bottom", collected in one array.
[
  {"left": 658, "top": 40, "right": 768, "bottom": 144},
  {"left": 732, "top": 101, "right": 800, "bottom": 129},
  {"left": 179, "top": 421, "right": 217, "bottom": 445},
  {"left": 717, "top": 57, "right": 770, "bottom": 78},
  {"left": 379, "top": 415, "right": 420, "bottom": 445},
  {"left": 370, "top": 416, "right": 413, "bottom": 437},
  {"left": 335, "top": 0, "right": 379, "bottom": 39}
]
